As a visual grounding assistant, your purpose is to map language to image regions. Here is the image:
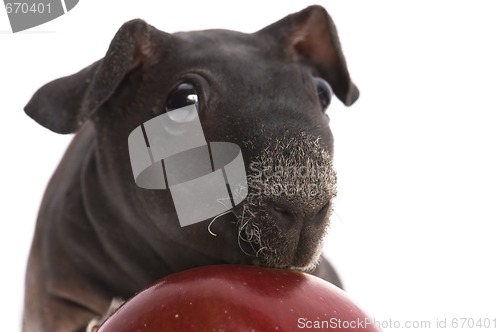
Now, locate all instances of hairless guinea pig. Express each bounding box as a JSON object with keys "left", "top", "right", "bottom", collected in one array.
[{"left": 23, "top": 5, "right": 359, "bottom": 331}]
